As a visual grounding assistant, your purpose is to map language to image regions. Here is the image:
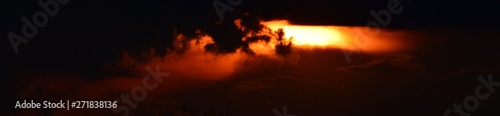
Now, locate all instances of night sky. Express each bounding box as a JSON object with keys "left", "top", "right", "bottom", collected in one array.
[{"left": 2, "top": 0, "right": 500, "bottom": 115}]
